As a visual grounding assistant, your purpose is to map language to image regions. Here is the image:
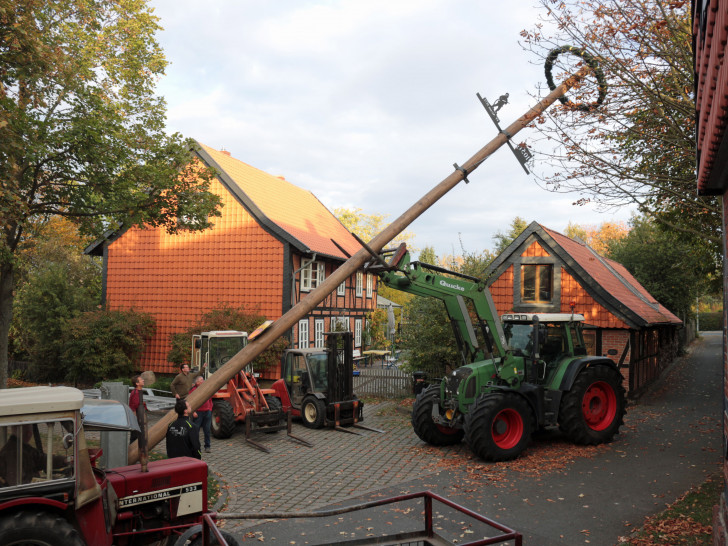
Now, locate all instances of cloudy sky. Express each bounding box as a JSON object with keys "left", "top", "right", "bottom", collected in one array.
[{"left": 150, "top": 0, "right": 634, "bottom": 258}]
